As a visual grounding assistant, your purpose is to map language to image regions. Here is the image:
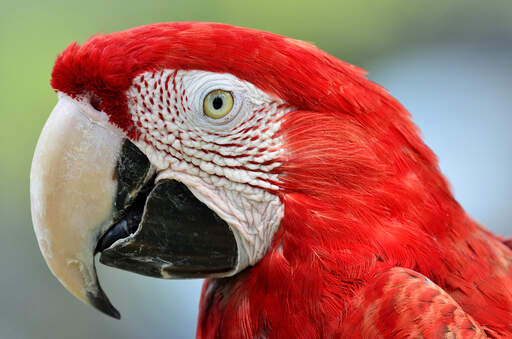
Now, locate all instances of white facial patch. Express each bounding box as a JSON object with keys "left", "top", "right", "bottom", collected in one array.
[{"left": 125, "top": 69, "right": 290, "bottom": 272}]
